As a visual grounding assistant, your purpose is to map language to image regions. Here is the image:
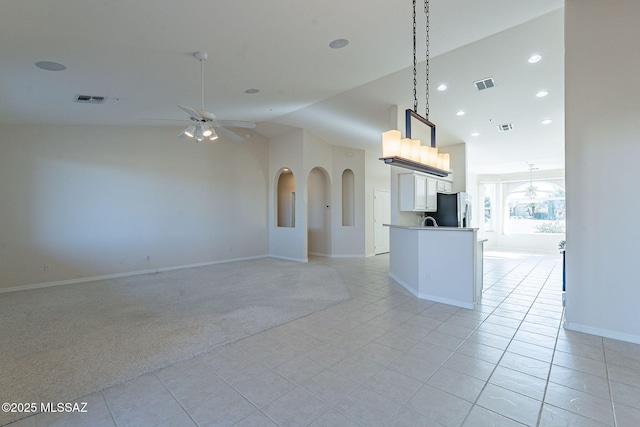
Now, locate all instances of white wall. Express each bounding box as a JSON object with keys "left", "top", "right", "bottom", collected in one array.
[
  {"left": 268, "top": 130, "right": 307, "bottom": 261},
  {"left": 268, "top": 129, "right": 371, "bottom": 260},
  {"left": 333, "top": 145, "right": 367, "bottom": 257},
  {"left": 565, "top": 0, "right": 640, "bottom": 343},
  {"left": 439, "top": 143, "right": 467, "bottom": 193},
  {"left": 0, "top": 125, "right": 269, "bottom": 290}
]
